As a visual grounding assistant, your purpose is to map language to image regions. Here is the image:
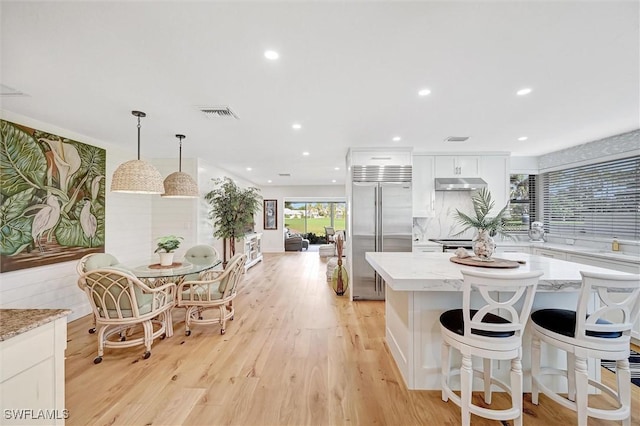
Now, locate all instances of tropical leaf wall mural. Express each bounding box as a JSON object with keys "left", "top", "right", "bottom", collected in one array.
[{"left": 0, "top": 120, "right": 106, "bottom": 272}]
